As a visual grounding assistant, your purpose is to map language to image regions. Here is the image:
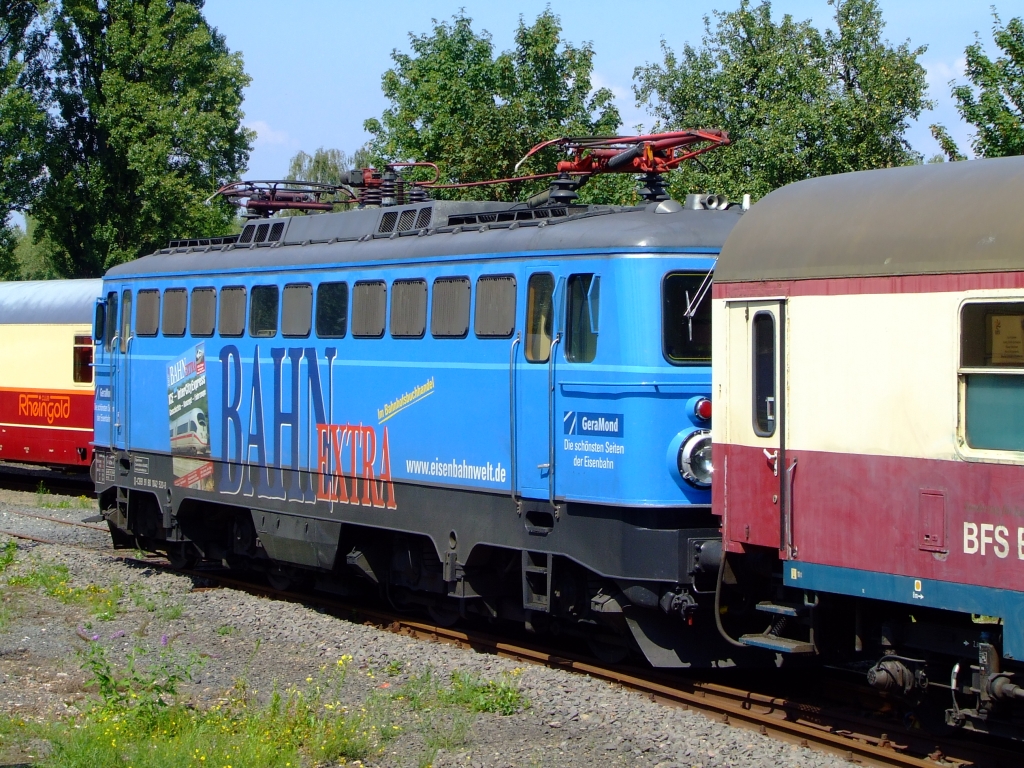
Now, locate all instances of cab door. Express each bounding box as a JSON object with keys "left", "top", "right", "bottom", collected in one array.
[
  {"left": 514, "top": 270, "right": 564, "bottom": 502},
  {"left": 725, "top": 299, "right": 790, "bottom": 553},
  {"left": 111, "top": 286, "right": 133, "bottom": 451}
]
